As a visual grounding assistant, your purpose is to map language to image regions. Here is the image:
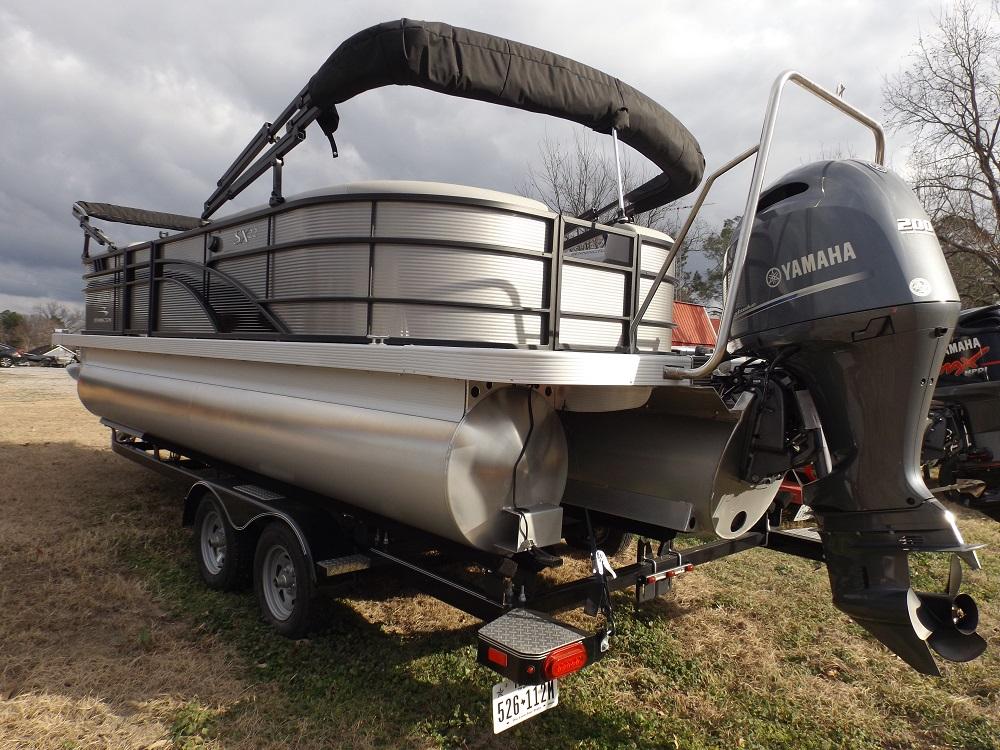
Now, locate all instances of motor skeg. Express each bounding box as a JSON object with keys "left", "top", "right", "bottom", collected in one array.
[{"left": 730, "top": 159, "right": 986, "bottom": 675}]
